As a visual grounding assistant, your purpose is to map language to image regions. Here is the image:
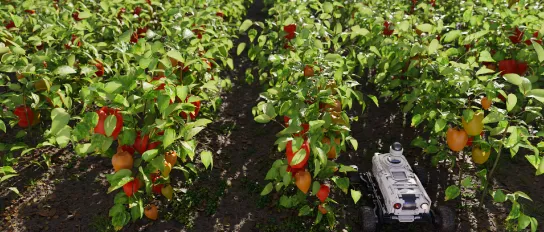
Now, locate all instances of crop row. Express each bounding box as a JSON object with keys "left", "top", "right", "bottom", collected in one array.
[
  {"left": 247, "top": 0, "right": 543, "bottom": 231},
  {"left": 0, "top": 0, "right": 250, "bottom": 229},
  {"left": 245, "top": 0, "right": 371, "bottom": 228}
]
